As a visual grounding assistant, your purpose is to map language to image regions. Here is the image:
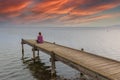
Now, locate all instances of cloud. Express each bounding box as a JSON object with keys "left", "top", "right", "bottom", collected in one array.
[
  {"left": 71, "top": 0, "right": 120, "bottom": 16},
  {"left": 58, "top": 13, "right": 119, "bottom": 25},
  {"left": 0, "top": 0, "right": 31, "bottom": 14},
  {"left": 32, "top": 0, "right": 120, "bottom": 15},
  {"left": 0, "top": 0, "right": 120, "bottom": 25},
  {"left": 0, "top": 0, "right": 31, "bottom": 22}
]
